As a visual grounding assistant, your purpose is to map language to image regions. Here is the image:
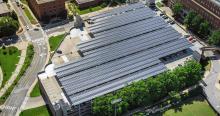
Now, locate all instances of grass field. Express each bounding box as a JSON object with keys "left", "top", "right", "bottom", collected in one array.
[
  {"left": 0, "top": 46, "right": 20, "bottom": 88},
  {"left": 23, "top": 7, "right": 37, "bottom": 24},
  {"left": 20, "top": 105, "right": 50, "bottom": 116},
  {"left": 49, "top": 34, "right": 65, "bottom": 52},
  {"left": 68, "top": 2, "right": 107, "bottom": 15},
  {"left": 163, "top": 97, "right": 216, "bottom": 116},
  {"left": 0, "top": 44, "right": 34, "bottom": 105},
  {"left": 30, "top": 81, "right": 41, "bottom": 97}
]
